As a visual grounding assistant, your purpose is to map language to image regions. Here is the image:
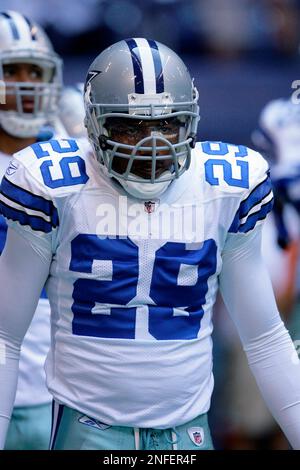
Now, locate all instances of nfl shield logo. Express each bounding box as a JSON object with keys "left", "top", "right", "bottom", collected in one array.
[
  {"left": 193, "top": 432, "right": 202, "bottom": 445},
  {"left": 144, "top": 201, "right": 156, "bottom": 213},
  {"left": 187, "top": 426, "right": 204, "bottom": 447}
]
